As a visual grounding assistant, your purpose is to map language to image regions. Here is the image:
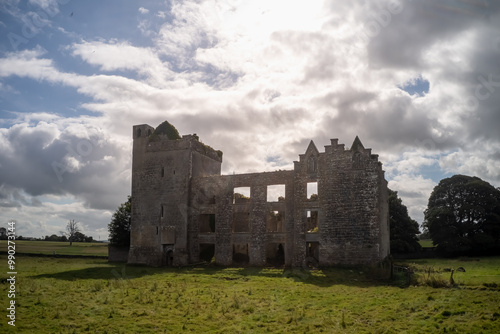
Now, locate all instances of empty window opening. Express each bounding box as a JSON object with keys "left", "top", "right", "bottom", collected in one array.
[
  {"left": 199, "top": 214, "right": 216, "bottom": 233},
  {"left": 156, "top": 226, "right": 159, "bottom": 235},
  {"left": 306, "top": 242, "right": 320, "bottom": 263},
  {"left": 161, "top": 205, "right": 164, "bottom": 218},
  {"left": 199, "top": 244, "right": 215, "bottom": 263},
  {"left": 147, "top": 129, "right": 152, "bottom": 136},
  {"left": 307, "top": 182, "right": 318, "bottom": 200},
  {"left": 267, "top": 184, "right": 286, "bottom": 202},
  {"left": 233, "top": 187, "right": 251, "bottom": 204},
  {"left": 233, "top": 212, "right": 250, "bottom": 233},
  {"left": 137, "top": 128, "right": 142, "bottom": 137},
  {"left": 266, "top": 210, "right": 284, "bottom": 232},
  {"left": 266, "top": 243, "right": 285, "bottom": 266},
  {"left": 233, "top": 243, "right": 249, "bottom": 265},
  {"left": 306, "top": 210, "right": 318, "bottom": 233},
  {"left": 161, "top": 167, "right": 164, "bottom": 177}
]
